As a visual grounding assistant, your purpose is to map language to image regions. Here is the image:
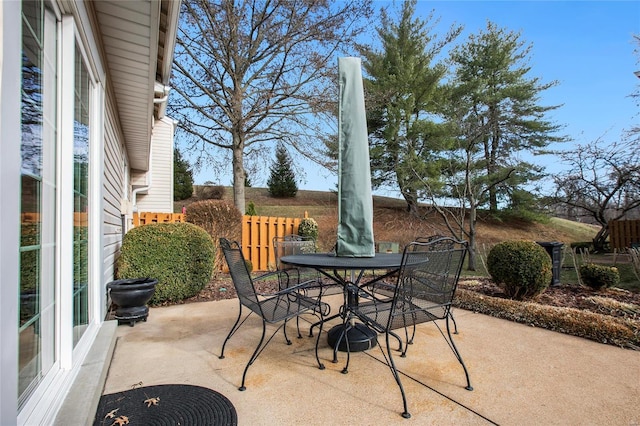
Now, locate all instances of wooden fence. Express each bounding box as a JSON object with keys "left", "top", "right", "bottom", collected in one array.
[
  {"left": 609, "top": 219, "right": 640, "bottom": 250},
  {"left": 241, "top": 215, "right": 305, "bottom": 271},
  {"left": 133, "top": 211, "right": 306, "bottom": 271},
  {"left": 132, "top": 212, "right": 185, "bottom": 226}
]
